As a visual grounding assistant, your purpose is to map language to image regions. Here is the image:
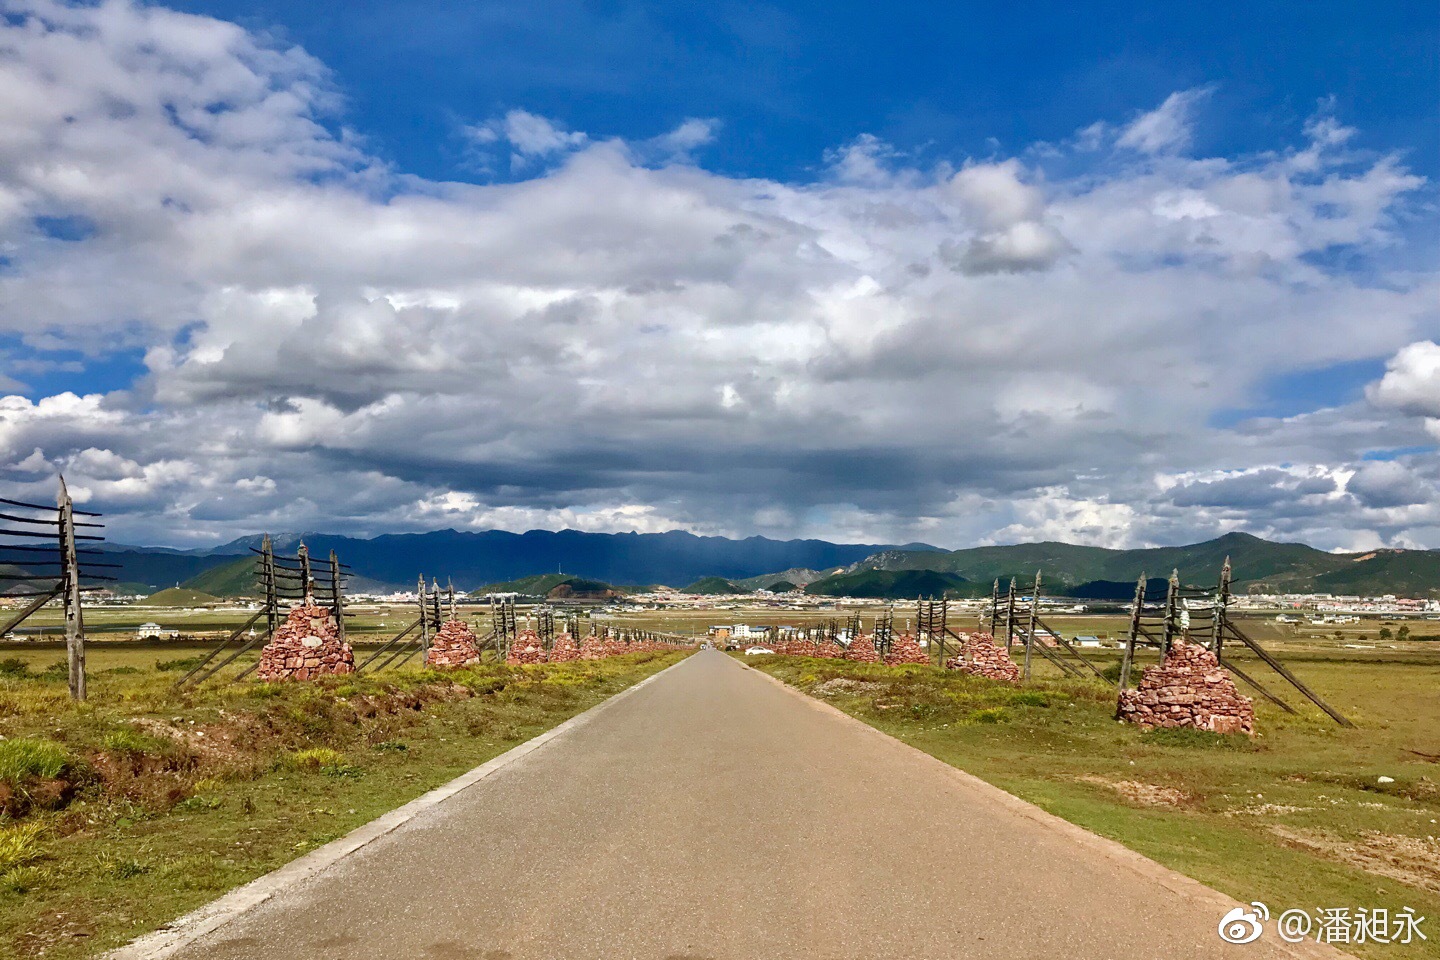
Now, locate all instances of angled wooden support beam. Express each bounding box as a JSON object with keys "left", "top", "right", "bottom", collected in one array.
[
  {"left": 175, "top": 608, "right": 267, "bottom": 687},
  {"left": 1223, "top": 623, "right": 1353, "bottom": 727},
  {"left": 0, "top": 586, "right": 62, "bottom": 637},
  {"left": 1217, "top": 654, "right": 1297, "bottom": 714}
]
